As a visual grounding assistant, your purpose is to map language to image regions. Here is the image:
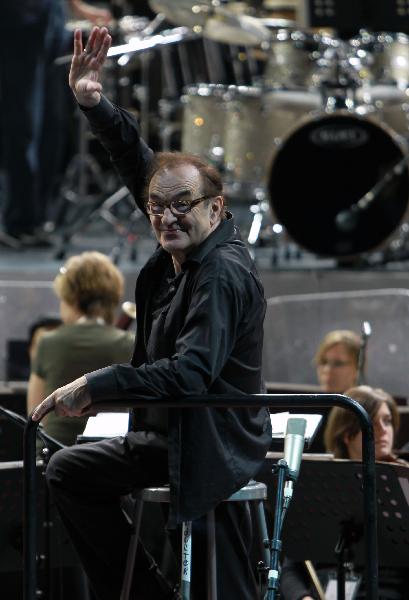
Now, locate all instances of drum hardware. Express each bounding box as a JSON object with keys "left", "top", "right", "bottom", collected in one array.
[
  {"left": 54, "top": 25, "right": 201, "bottom": 66},
  {"left": 247, "top": 194, "right": 270, "bottom": 246},
  {"left": 50, "top": 109, "right": 109, "bottom": 241},
  {"left": 54, "top": 182, "right": 145, "bottom": 263}
]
